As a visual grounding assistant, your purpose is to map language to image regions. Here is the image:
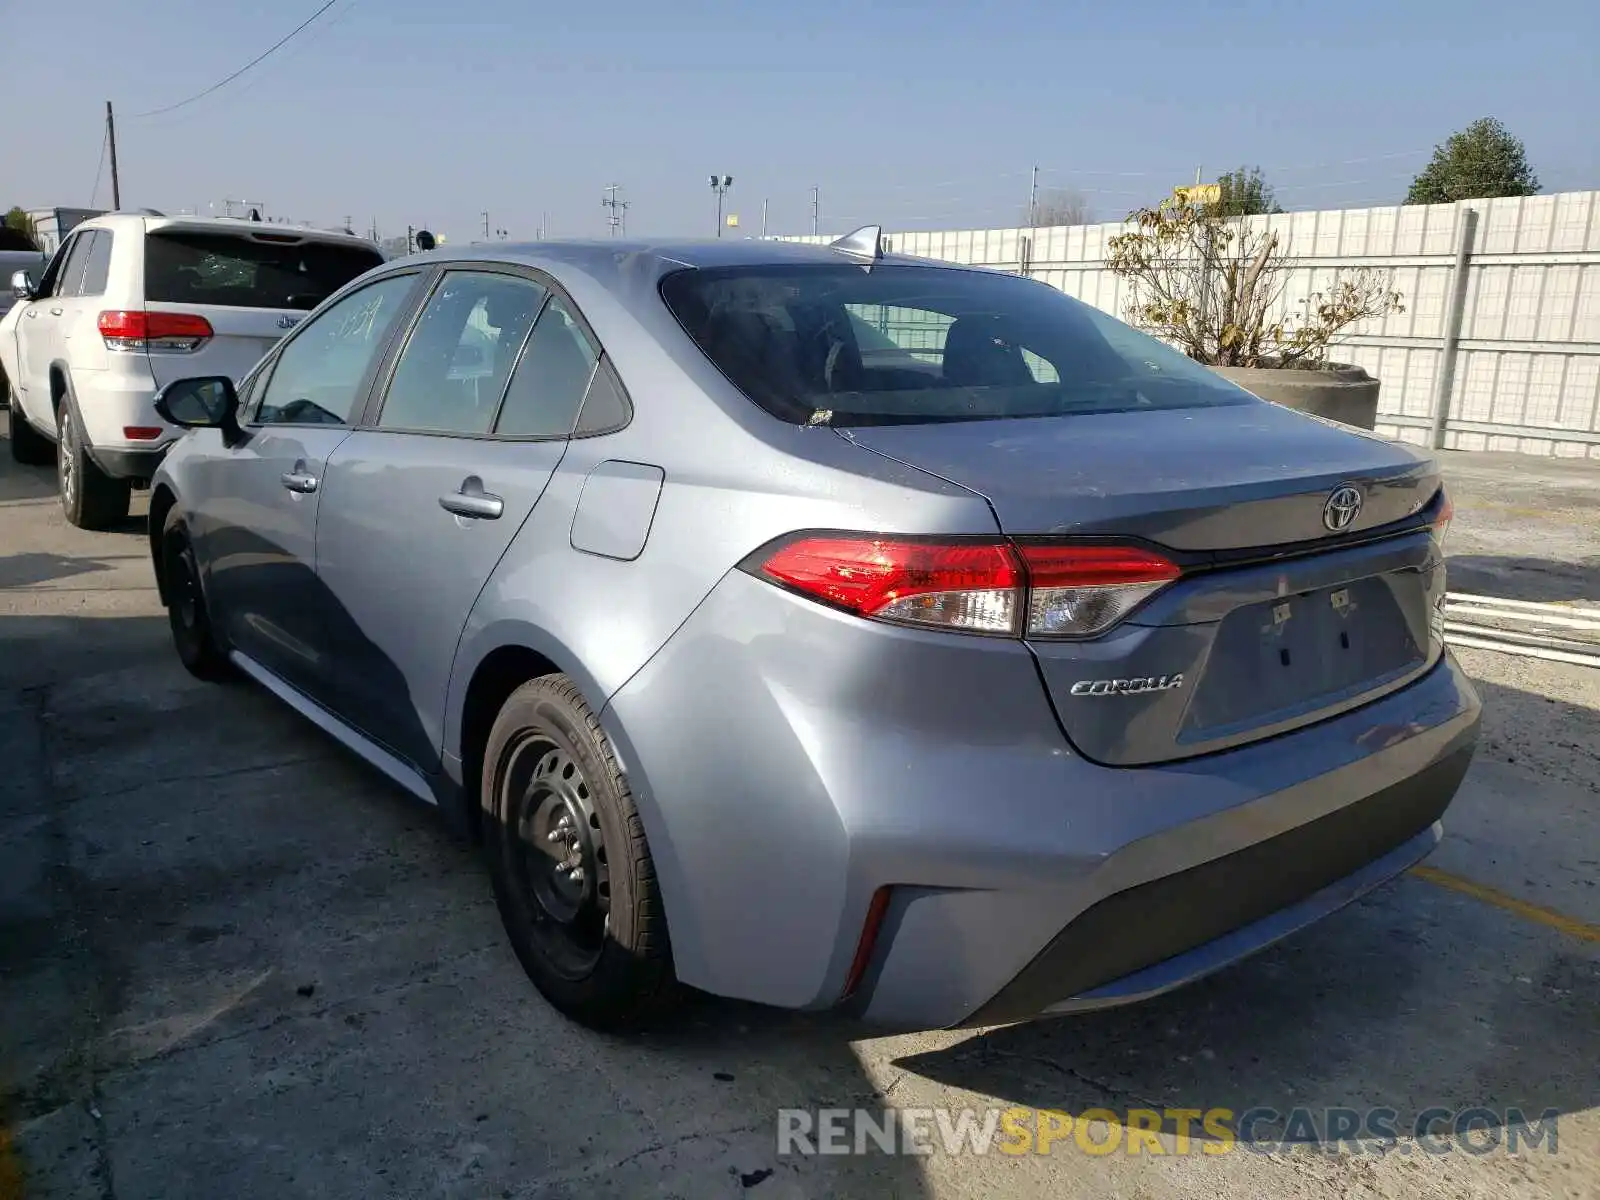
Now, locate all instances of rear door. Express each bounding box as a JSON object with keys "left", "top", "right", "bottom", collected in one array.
[
  {"left": 200, "top": 271, "right": 424, "bottom": 699},
  {"left": 314, "top": 268, "right": 609, "bottom": 772},
  {"left": 141, "top": 224, "right": 386, "bottom": 388}
]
